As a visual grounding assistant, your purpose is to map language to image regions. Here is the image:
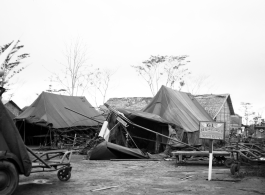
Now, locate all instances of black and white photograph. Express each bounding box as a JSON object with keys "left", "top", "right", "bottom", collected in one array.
[{"left": 0, "top": 0, "right": 265, "bottom": 194}]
